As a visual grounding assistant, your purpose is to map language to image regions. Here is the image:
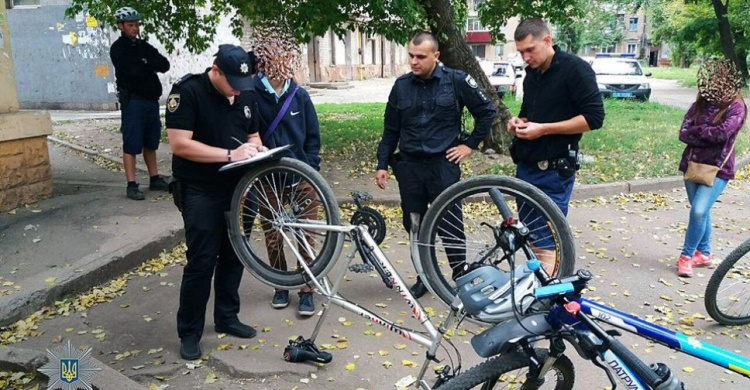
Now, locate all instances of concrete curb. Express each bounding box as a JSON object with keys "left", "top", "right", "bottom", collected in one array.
[
  {"left": 0, "top": 226, "right": 184, "bottom": 328},
  {"left": 48, "top": 136, "right": 151, "bottom": 174},
  {"left": 209, "top": 350, "right": 318, "bottom": 379},
  {"left": 0, "top": 346, "right": 146, "bottom": 389}
]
